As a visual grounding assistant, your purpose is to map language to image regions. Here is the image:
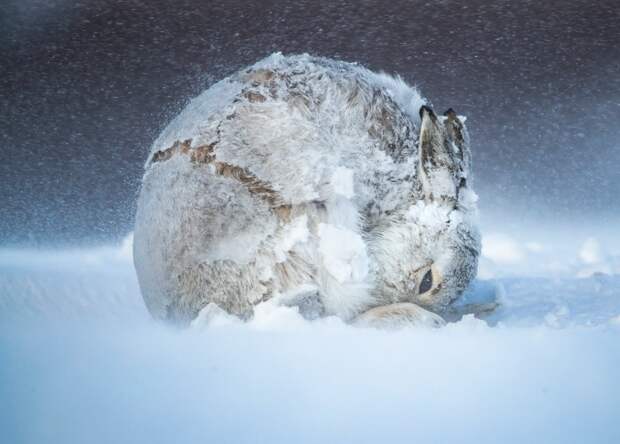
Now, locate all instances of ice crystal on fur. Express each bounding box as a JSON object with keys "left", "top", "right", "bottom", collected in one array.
[{"left": 133, "top": 53, "right": 480, "bottom": 326}]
